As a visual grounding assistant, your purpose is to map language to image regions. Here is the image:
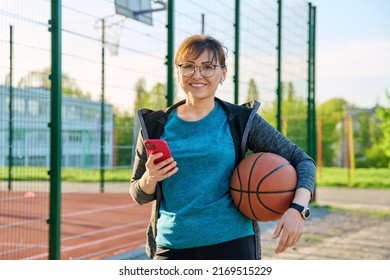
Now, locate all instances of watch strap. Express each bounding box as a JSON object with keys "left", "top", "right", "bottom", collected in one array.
[{"left": 289, "top": 202, "right": 305, "bottom": 212}]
